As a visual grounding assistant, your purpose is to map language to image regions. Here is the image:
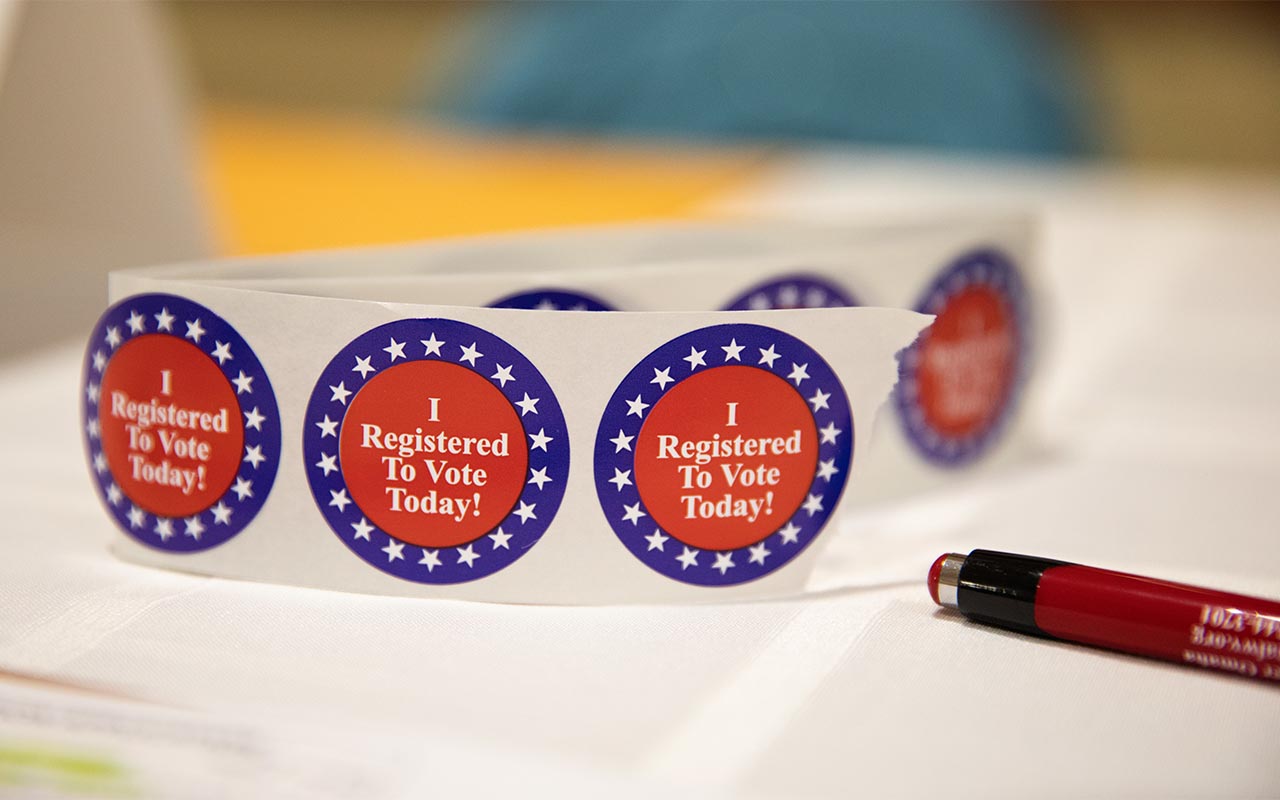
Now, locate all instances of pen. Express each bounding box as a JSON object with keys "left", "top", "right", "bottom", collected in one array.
[{"left": 928, "top": 549, "right": 1280, "bottom": 683}]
